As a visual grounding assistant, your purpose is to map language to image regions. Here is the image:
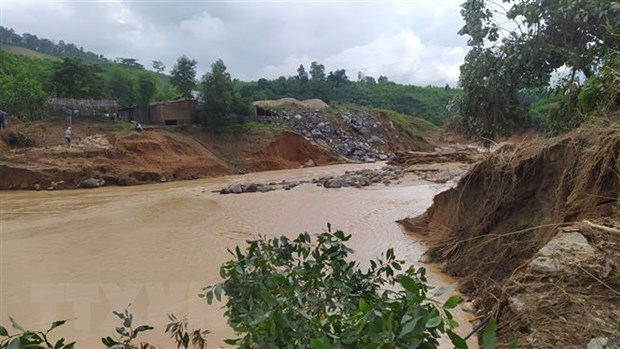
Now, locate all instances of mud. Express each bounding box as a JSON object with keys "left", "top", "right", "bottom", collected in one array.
[
  {"left": 1, "top": 162, "right": 477, "bottom": 348},
  {"left": 399, "top": 126, "right": 620, "bottom": 347}
]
